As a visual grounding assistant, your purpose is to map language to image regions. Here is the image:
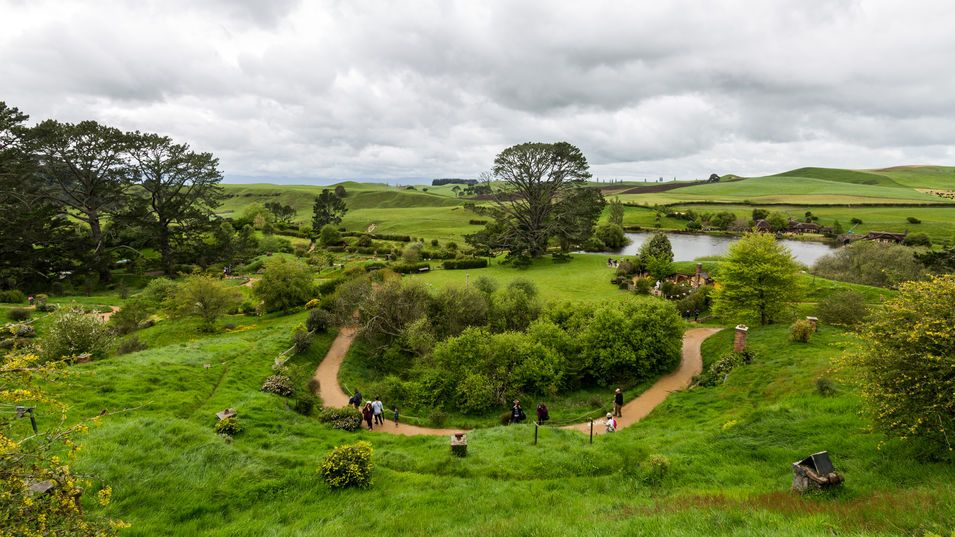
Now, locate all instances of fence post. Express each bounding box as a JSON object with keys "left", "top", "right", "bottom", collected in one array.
[
  {"left": 589, "top": 419, "right": 594, "bottom": 444},
  {"left": 534, "top": 423, "right": 538, "bottom": 445}
]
